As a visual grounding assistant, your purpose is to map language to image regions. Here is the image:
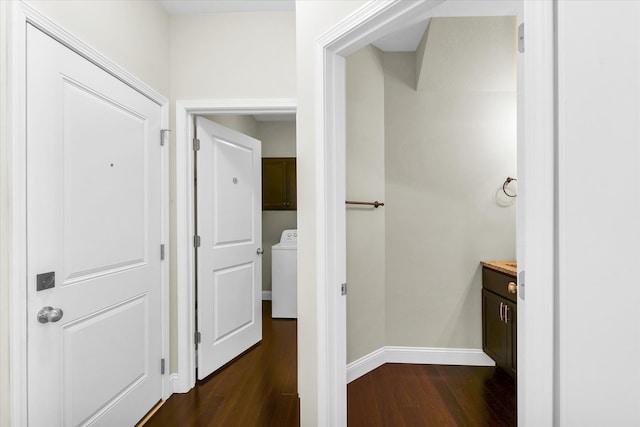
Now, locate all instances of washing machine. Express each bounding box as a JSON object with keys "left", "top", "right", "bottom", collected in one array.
[{"left": 271, "top": 229, "right": 297, "bottom": 318}]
